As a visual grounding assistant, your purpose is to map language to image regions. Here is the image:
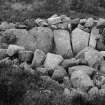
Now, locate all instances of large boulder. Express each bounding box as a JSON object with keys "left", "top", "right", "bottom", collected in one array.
[
  {"left": 76, "top": 47, "right": 104, "bottom": 69},
  {"left": 71, "top": 70, "right": 94, "bottom": 92},
  {"left": 69, "top": 65, "right": 96, "bottom": 76},
  {"left": 44, "top": 53, "right": 63, "bottom": 70},
  {"left": 29, "top": 27, "right": 53, "bottom": 53},
  {"left": 3, "top": 29, "right": 36, "bottom": 51},
  {"left": 54, "top": 30, "right": 73, "bottom": 58},
  {"left": 71, "top": 28, "right": 90, "bottom": 55}
]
